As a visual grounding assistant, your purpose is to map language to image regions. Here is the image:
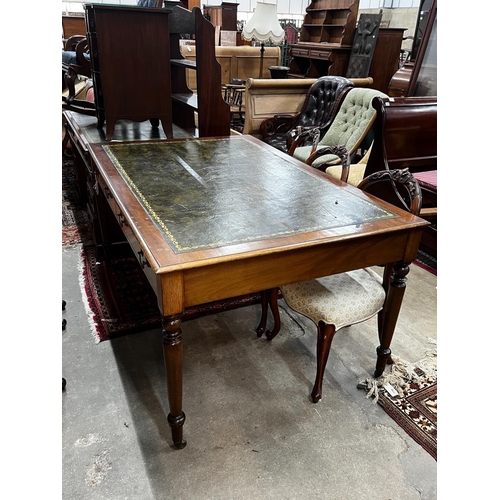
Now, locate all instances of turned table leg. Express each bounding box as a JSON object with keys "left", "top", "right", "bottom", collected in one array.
[
  {"left": 162, "top": 315, "right": 186, "bottom": 449},
  {"left": 375, "top": 262, "right": 410, "bottom": 378}
]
